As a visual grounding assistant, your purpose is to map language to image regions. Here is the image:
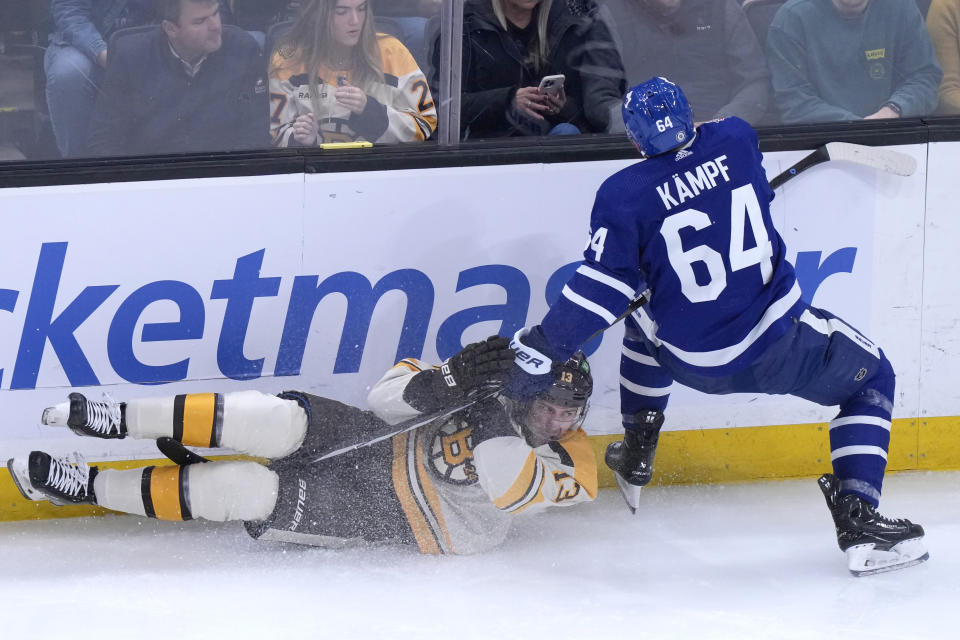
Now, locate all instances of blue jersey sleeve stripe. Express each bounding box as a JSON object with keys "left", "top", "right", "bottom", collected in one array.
[
  {"left": 575, "top": 265, "right": 637, "bottom": 300},
  {"left": 566, "top": 275, "right": 631, "bottom": 315},
  {"left": 620, "top": 375, "right": 672, "bottom": 397},
  {"left": 561, "top": 285, "right": 619, "bottom": 324},
  {"left": 639, "top": 281, "right": 802, "bottom": 368},
  {"left": 622, "top": 346, "right": 659, "bottom": 367}
]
